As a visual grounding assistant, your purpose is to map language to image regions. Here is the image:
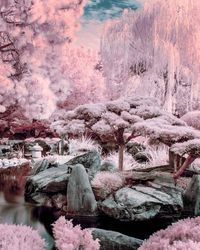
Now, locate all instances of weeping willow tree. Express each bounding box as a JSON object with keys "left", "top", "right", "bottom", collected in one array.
[{"left": 101, "top": 0, "right": 200, "bottom": 115}]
